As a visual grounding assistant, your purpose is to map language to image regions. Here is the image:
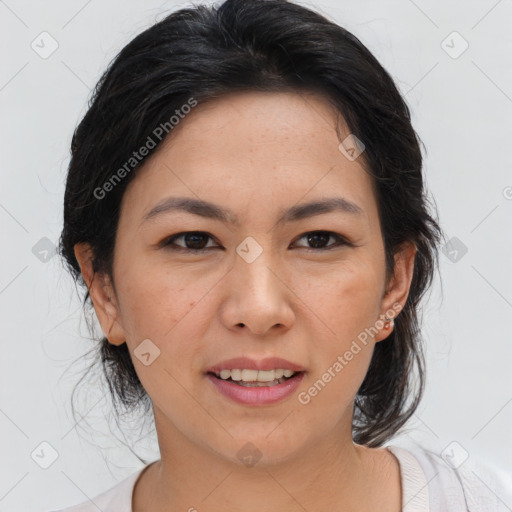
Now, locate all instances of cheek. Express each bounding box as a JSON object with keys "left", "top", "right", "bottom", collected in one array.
[
  {"left": 302, "top": 259, "right": 384, "bottom": 342},
  {"left": 296, "top": 263, "right": 382, "bottom": 415},
  {"left": 114, "top": 266, "right": 208, "bottom": 400},
  {"left": 115, "top": 260, "right": 220, "bottom": 387},
  {"left": 116, "top": 258, "right": 203, "bottom": 339}
]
